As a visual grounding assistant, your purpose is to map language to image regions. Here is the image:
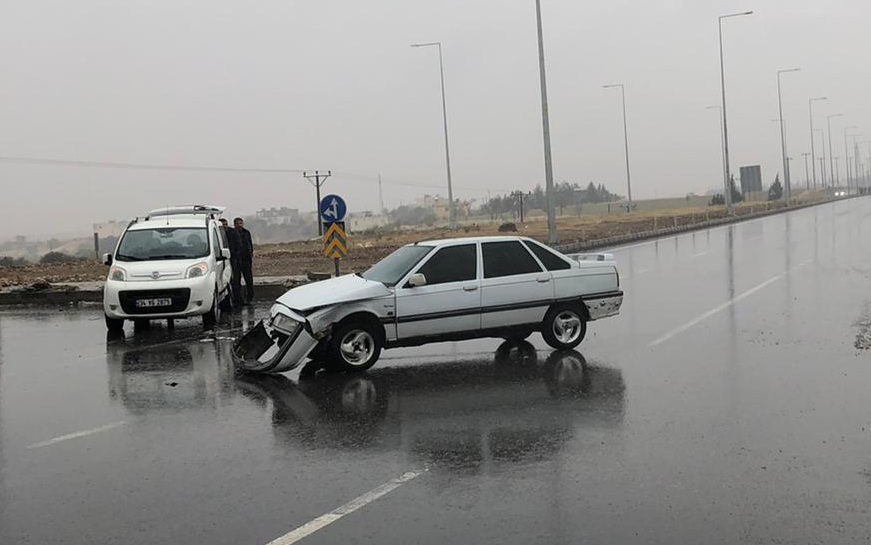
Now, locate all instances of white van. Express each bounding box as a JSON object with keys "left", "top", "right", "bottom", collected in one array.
[{"left": 103, "top": 205, "right": 234, "bottom": 331}]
